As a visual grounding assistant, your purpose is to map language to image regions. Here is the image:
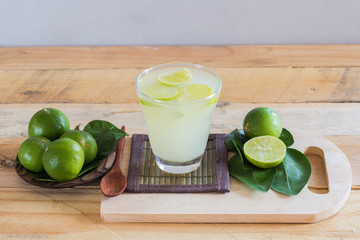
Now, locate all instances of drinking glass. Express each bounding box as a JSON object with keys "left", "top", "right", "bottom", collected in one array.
[{"left": 135, "top": 63, "right": 222, "bottom": 174}]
